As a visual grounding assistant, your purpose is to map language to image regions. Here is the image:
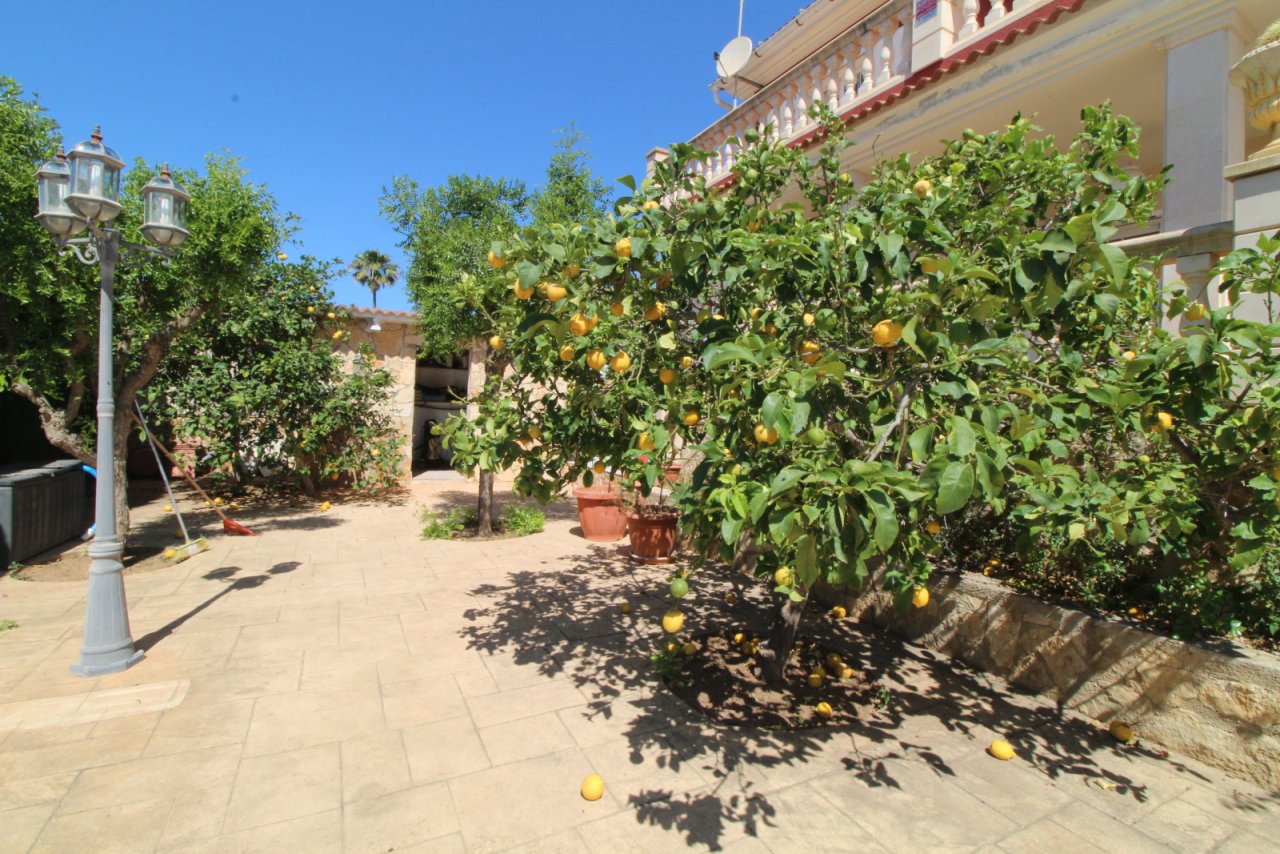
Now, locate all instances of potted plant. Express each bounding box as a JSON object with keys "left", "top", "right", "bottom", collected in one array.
[
  {"left": 621, "top": 446, "right": 682, "bottom": 563},
  {"left": 1230, "top": 18, "right": 1280, "bottom": 161},
  {"left": 573, "top": 468, "right": 629, "bottom": 542}
]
